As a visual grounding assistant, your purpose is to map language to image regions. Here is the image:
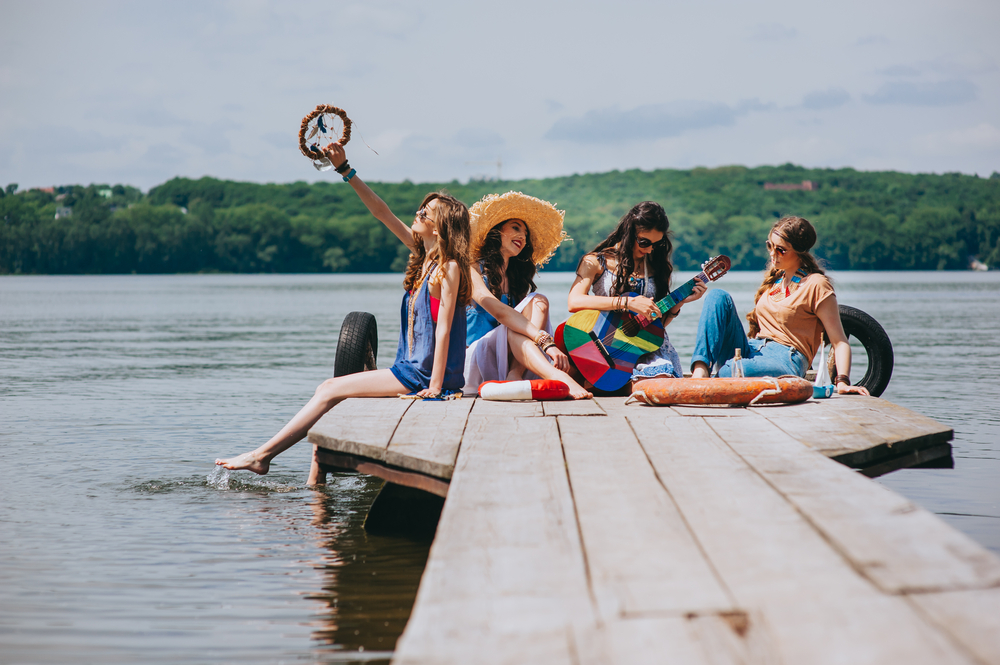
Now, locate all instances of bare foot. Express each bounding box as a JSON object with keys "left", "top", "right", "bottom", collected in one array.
[
  {"left": 568, "top": 380, "right": 593, "bottom": 400},
  {"left": 215, "top": 451, "right": 270, "bottom": 475}
]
